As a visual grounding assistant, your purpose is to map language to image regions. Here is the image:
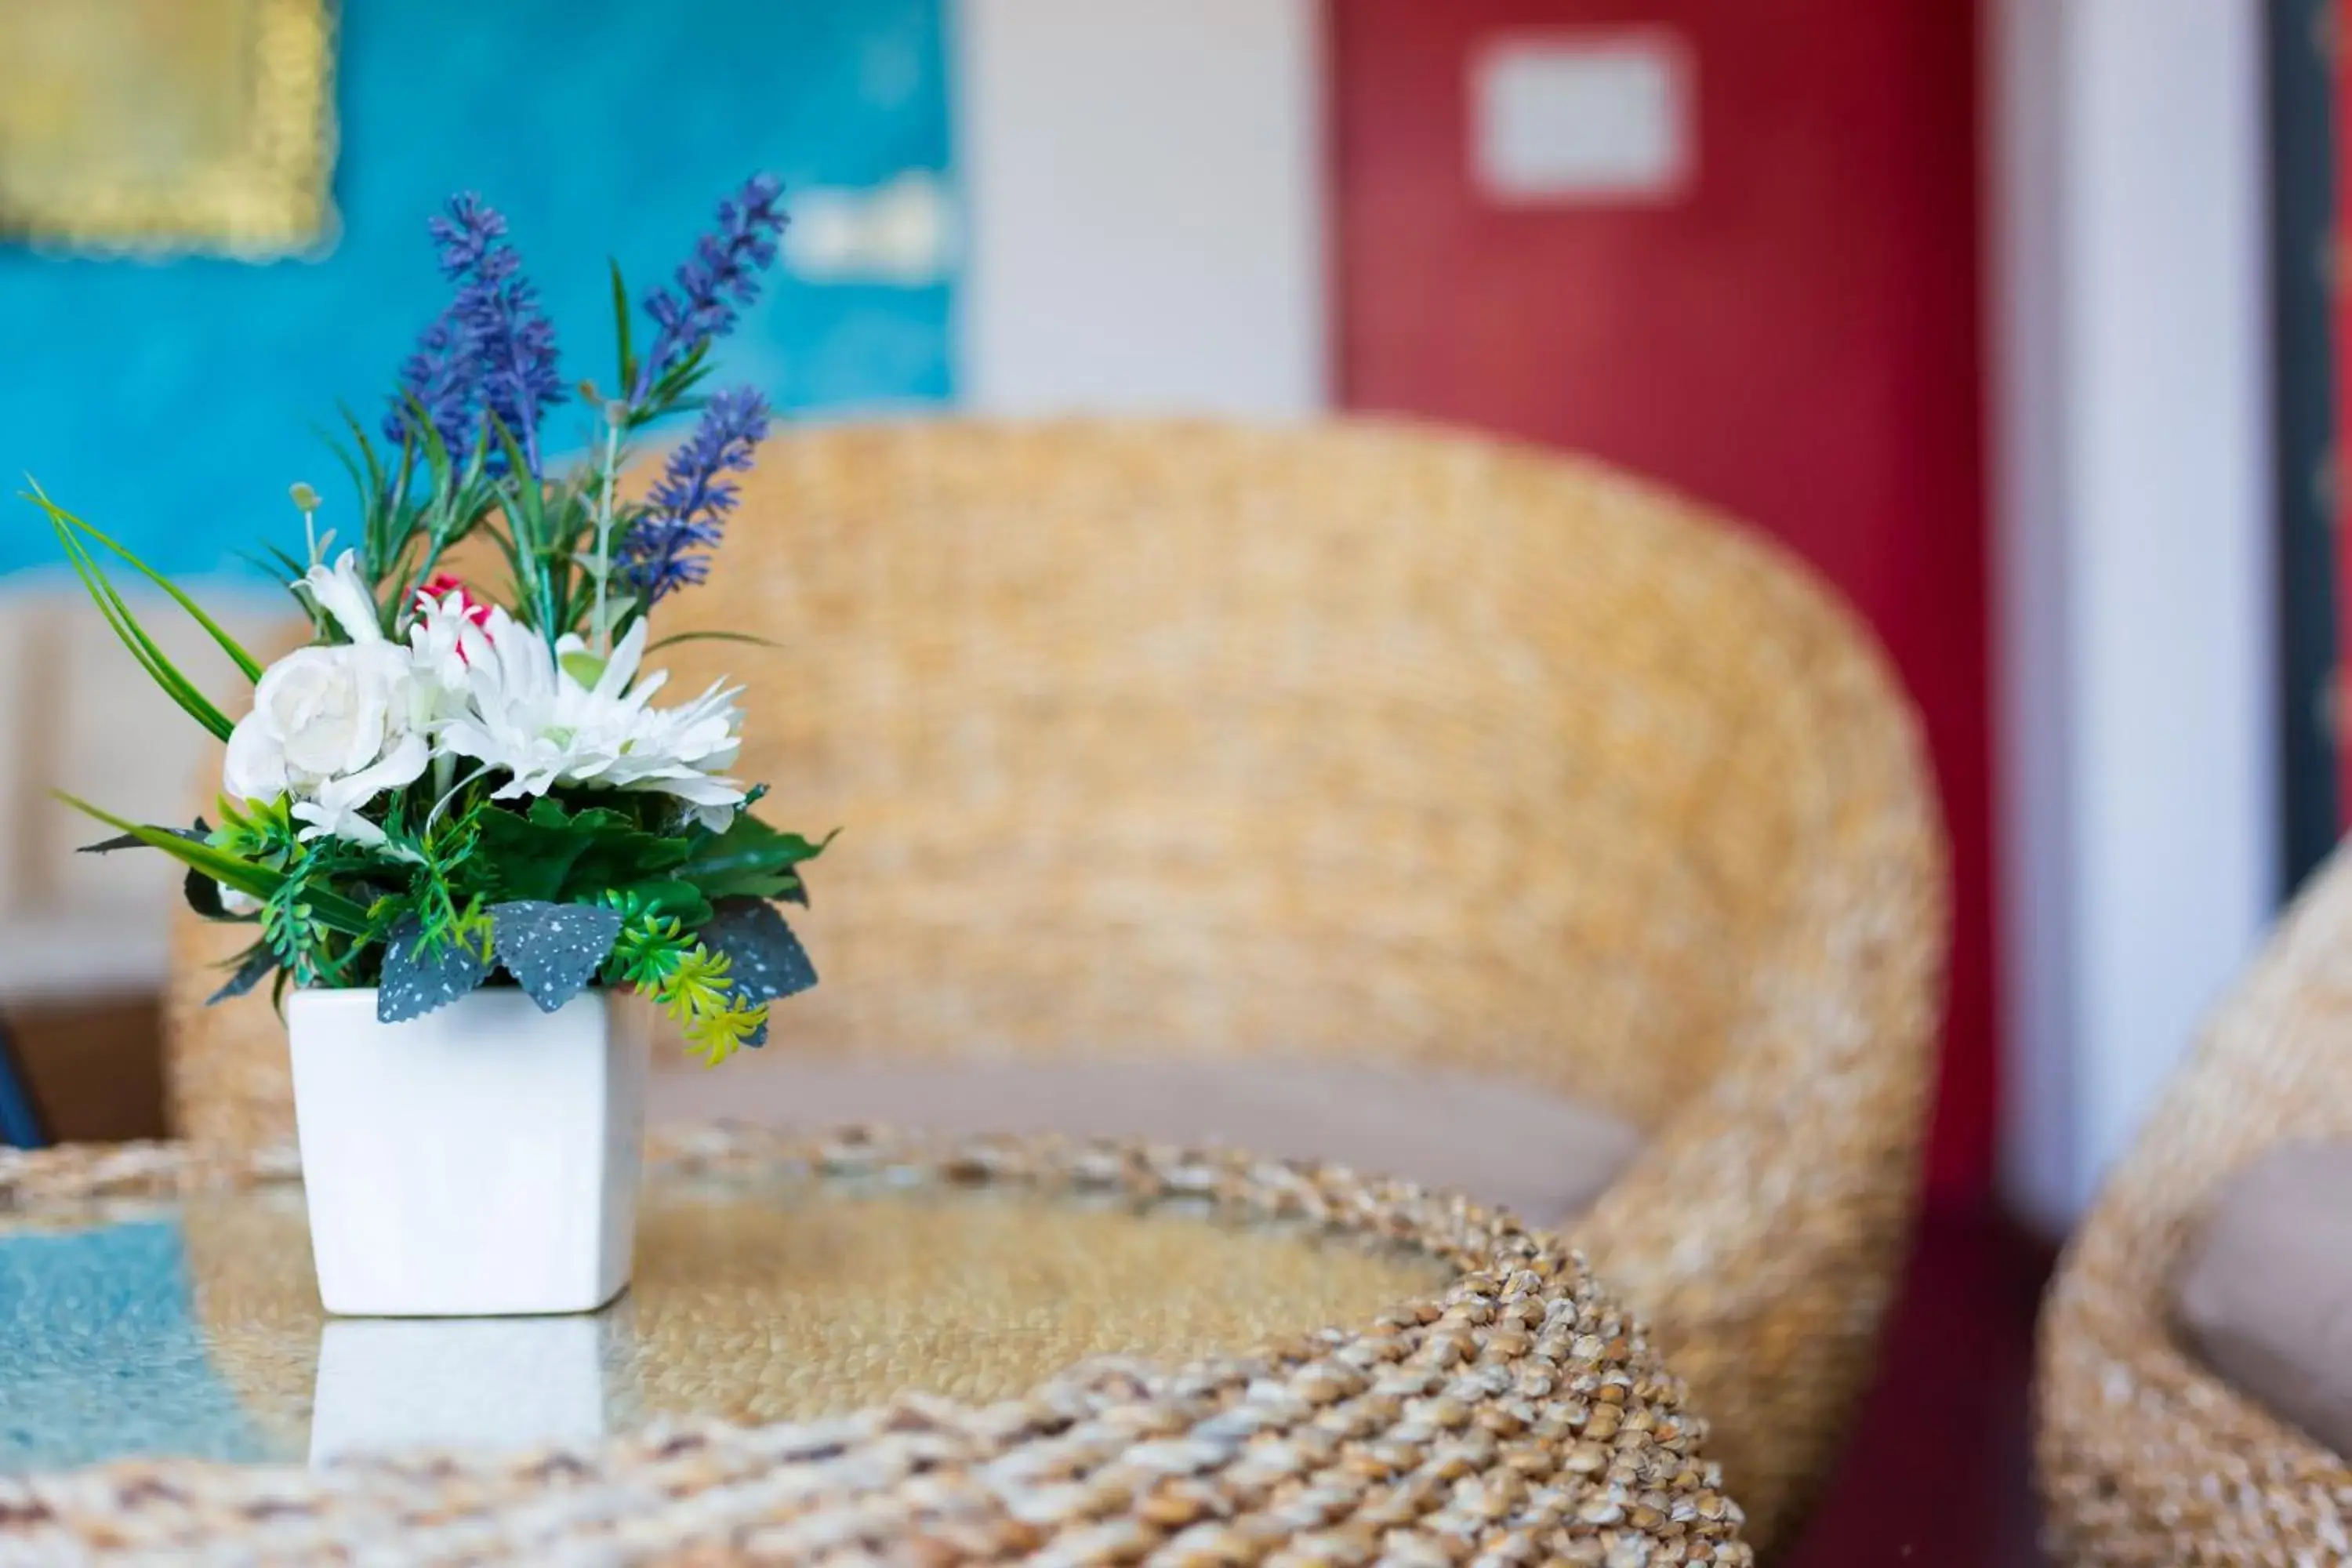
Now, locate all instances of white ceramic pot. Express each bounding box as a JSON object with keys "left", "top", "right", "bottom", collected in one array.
[{"left": 285, "top": 987, "right": 649, "bottom": 1317}]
